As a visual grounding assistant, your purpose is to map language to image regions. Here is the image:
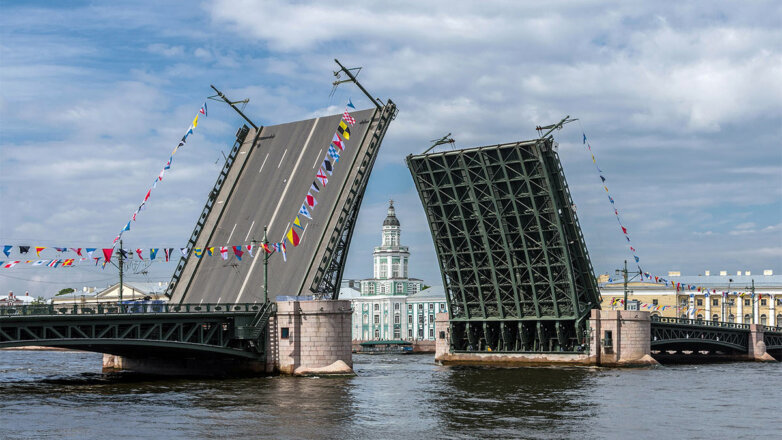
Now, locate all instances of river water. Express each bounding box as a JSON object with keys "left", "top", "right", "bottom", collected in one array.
[{"left": 0, "top": 350, "right": 779, "bottom": 439}]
